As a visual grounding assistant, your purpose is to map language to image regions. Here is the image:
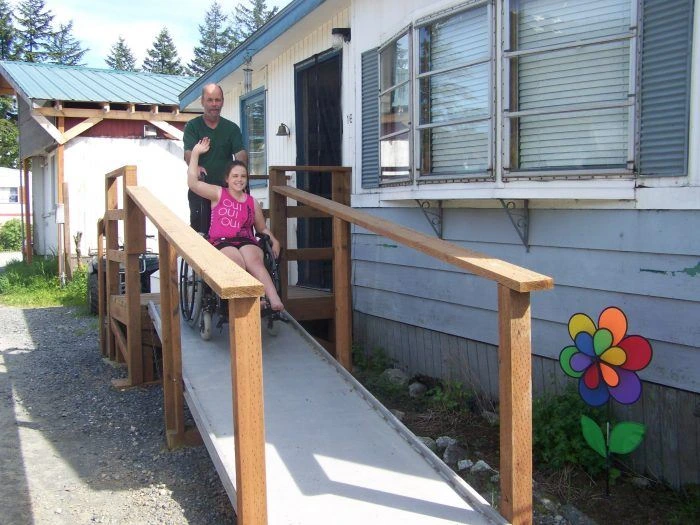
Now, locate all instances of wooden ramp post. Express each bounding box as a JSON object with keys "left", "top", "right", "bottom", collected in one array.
[{"left": 498, "top": 285, "right": 533, "bottom": 525}]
